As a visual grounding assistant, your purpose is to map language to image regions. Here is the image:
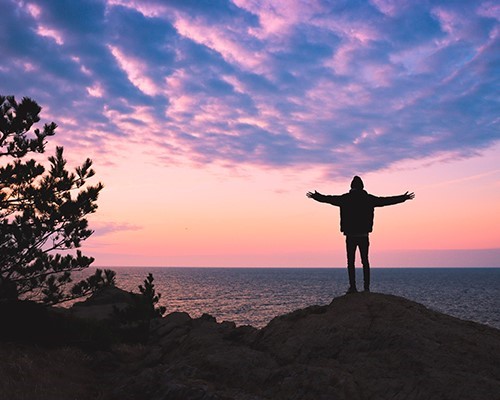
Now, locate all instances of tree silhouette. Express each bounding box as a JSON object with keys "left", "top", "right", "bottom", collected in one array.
[
  {"left": 138, "top": 273, "right": 166, "bottom": 319},
  {"left": 113, "top": 273, "right": 166, "bottom": 341},
  {"left": 0, "top": 95, "right": 111, "bottom": 304}
]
